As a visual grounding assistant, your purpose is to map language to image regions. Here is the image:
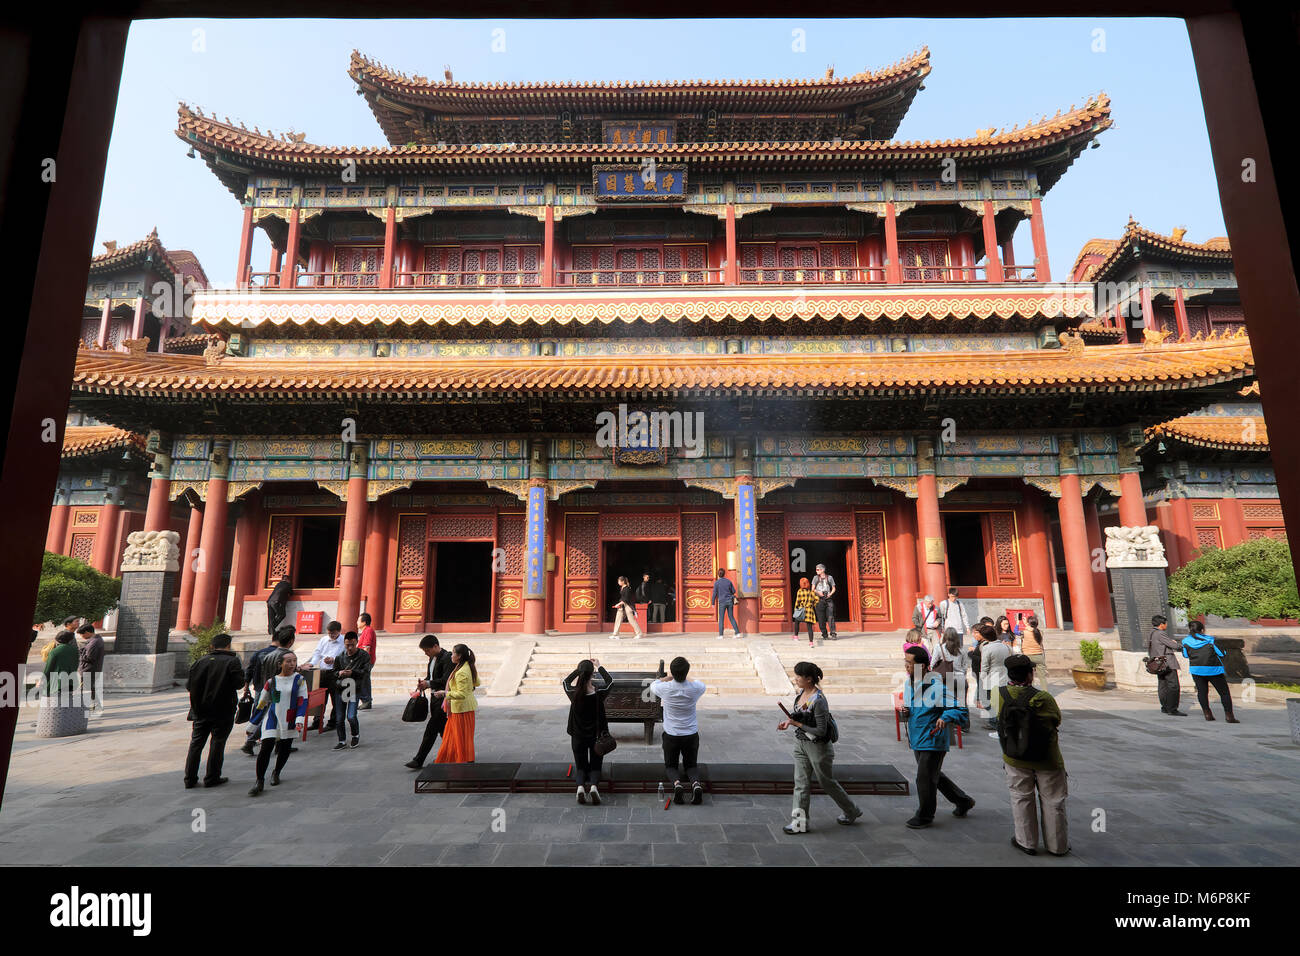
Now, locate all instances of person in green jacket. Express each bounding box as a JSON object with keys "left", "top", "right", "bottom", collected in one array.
[
  {"left": 42, "top": 629, "right": 80, "bottom": 701},
  {"left": 997, "top": 654, "right": 1069, "bottom": 857}
]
